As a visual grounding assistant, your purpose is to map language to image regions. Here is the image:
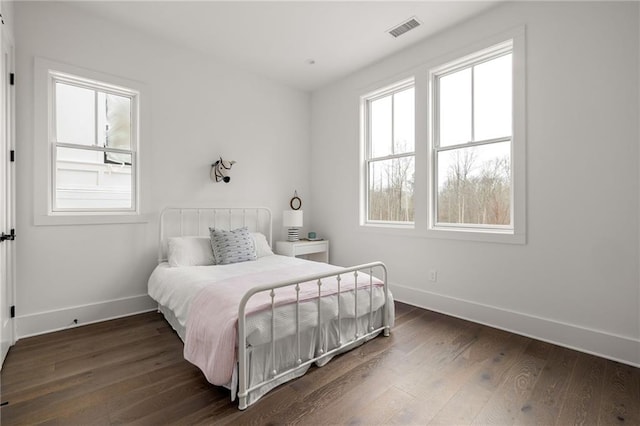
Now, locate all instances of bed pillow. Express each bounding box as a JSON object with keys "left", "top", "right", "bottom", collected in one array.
[
  {"left": 252, "top": 232, "right": 274, "bottom": 258},
  {"left": 167, "top": 237, "right": 215, "bottom": 267},
  {"left": 209, "top": 227, "right": 258, "bottom": 265}
]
